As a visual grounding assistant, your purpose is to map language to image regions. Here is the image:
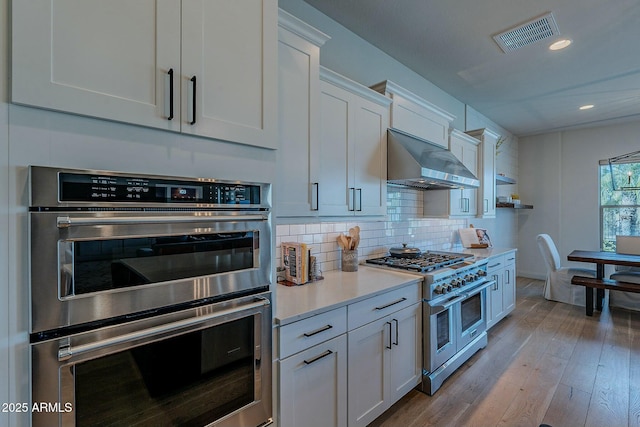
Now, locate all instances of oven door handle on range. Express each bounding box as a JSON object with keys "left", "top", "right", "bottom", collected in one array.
[
  {"left": 428, "top": 279, "right": 496, "bottom": 315},
  {"left": 428, "top": 294, "right": 467, "bottom": 315},
  {"left": 57, "top": 297, "right": 270, "bottom": 362},
  {"left": 465, "top": 280, "right": 495, "bottom": 298},
  {"left": 56, "top": 213, "right": 268, "bottom": 228}
]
